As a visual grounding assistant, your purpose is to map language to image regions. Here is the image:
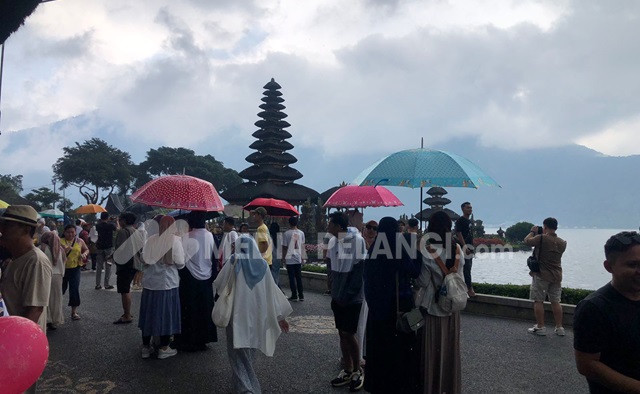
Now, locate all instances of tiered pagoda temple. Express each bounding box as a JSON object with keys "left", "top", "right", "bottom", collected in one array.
[
  {"left": 222, "top": 78, "right": 318, "bottom": 206},
  {"left": 415, "top": 186, "right": 460, "bottom": 221}
]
